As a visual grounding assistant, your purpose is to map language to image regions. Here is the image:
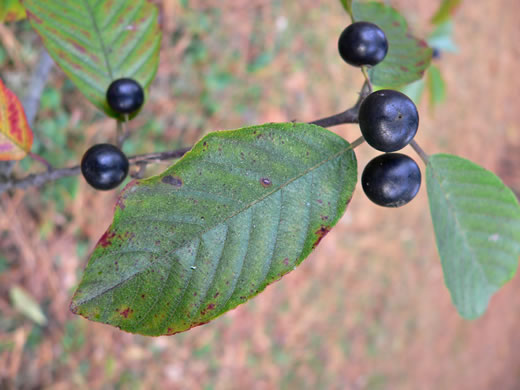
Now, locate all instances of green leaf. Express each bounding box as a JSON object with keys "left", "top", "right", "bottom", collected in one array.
[
  {"left": 427, "top": 65, "right": 446, "bottom": 106},
  {"left": 397, "top": 79, "right": 425, "bottom": 105},
  {"left": 339, "top": 0, "right": 353, "bottom": 17},
  {"left": 428, "top": 20, "right": 458, "bottom": 53},
  {"left": 427, "top": 154, "right": 520, "bottom": 319},
  {"left": 431, "top": 0, "right": 461, "bottom": 25},
  {"left": 71, "top": 123, "right": 358, "bottom": 336},
  {"left": 23, "top": 0, "right": 161, "bottom": 119},
  {"left": 351, "top": 1, "right": 433, "bottom": 87},
  {"left": 10, "top": 286, "right": 47, "bottom": 325}
]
